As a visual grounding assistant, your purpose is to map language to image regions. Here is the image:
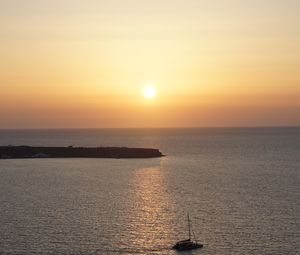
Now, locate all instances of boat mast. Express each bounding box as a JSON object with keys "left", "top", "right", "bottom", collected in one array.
[{"left": 188, "top": 213, "right": 191, "bottom": 240}]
